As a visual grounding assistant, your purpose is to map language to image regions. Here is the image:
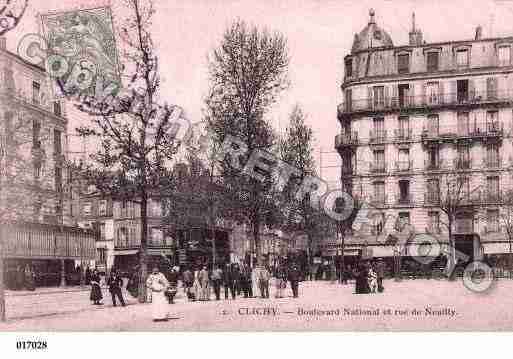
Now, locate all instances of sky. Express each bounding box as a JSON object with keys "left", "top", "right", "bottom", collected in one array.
[{"left": 6, "top": 0, "right": 513, "bottom": 186}]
